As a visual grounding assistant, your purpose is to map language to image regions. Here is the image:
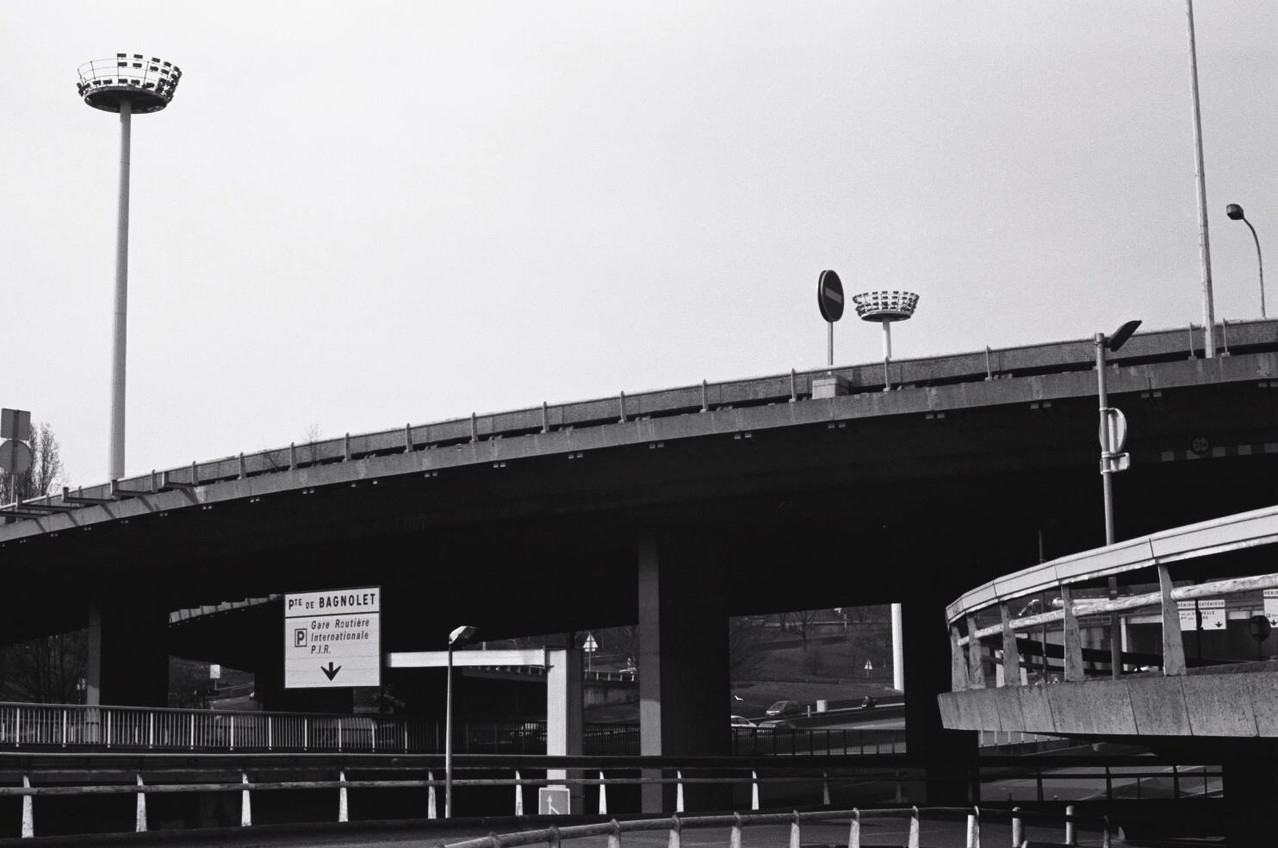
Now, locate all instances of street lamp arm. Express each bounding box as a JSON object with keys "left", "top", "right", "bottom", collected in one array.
[{"left": 1242, "top": 216, "right": 1266, "bottom": 319}]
